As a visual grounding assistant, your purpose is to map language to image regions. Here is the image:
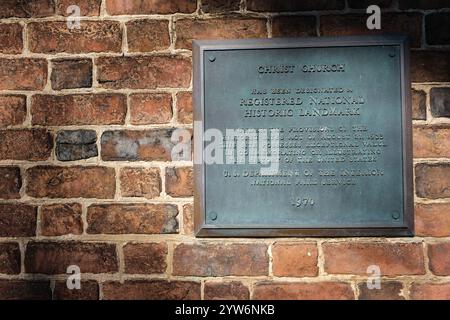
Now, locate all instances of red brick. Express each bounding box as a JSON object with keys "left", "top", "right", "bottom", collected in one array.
[
  {"left": 201, "top": 0, "right": 241, "bottom": 13},
  {"left": 0, "top": 280, "right": 50, "bottom": 300},
  {"left": 176, "top": 18, "right": 267, "bottom": 50},
  {"left": 40, "top": 203, "right": 83, "bottom": 236},
  {"left": 0, "top": 167, "right": 21, "bottom": 199},
  {"left": 415, "top": 203, "right": 450, "bottom": 237},
  {"left": 323, "top": 242, "right": 425, "bottom": 276},
  {"left": 51, "top": 59, "right": 92, "bottom": 90},
  {"left": 56, "top": 0, "right": 102, "bottom": 16},
  {"left": 320, "top": 13, "right": 422, "bottom": 48},
  {"left": 415, "top": 163, "right": 450, "bottom": 199},
  {"left": 166, "top": 167, "right": 194, "bottom": 197},
  {"left": 399, "top": 0, "right": 450, "bottom": 9},
  {"left": 31, "top": 94, "right": 126, "bottom": 126},
  {"left": 413, "top": 126, "right": 450, "bottom": 158},
  {"left": 97, "top": 56, "right": 191, "bottom": 89},
  {"left": 28, "top": 21, "right": 122, "bottom": 54},
  {"left": 120, "top": 167, "right": 161, "bottom": 199},
  {"left": 412, "top": 51, "right": 450, "bottom": 82},
  {"left": 0, "top": 95, "right": 26, "bottom": 127},
  {"left": 53, "top": 280, "right": 99, "bottom": 300},
  {"left": 0, "top": 59, "right": 47, "bottom": 90},
  {"left": 428, "top": 242, "right": 450, "bottom": 276},
  {"left": 412, "top": 89, "right": 426, "bottom": 120},
  {"left": 0, "top": 243, "right": 21, "bottom": 274},
  {"left": 247, "top": 0, "right": 345, "bottom": 11},
  {"left": 25, "top": 241, "right": 118, "bottom": 274},
  {"left": 173, "top": 243, "right": 269, "bottom": 276},
  {"left": 0, "top": 24, "right": 22, "bottom": 54},
  {"left": 87, "top": 204, "right": 178, "bottom": 234},
  {"left": 272, "top": 242, "right": 318, "bottom": 277},
  {"left": 177, "top": 92, "right": 193, "bottom": 124},
  {"left": 106, "top": 0, "right": 197, "bottom": 15},
  {"left": 272, "top": 16, "right": 317, "bottom": 37},
  {"left": 123, "top": 242, "right": 167, "bottom": 274},
  {"left": 358, "top": 281, "right": 404, "bottom": 300},
  {"left": 102, "top": 280, "right": 200, "bottom": 300},
  {"left": 0, "top": 0, "right": 55, "bottom": 18},
  {"left": 130, "top": 93, "right": 173, "bottom": 124},
  {"left": 205, "top": 281, "right": 249, "bottom": 300},
  {"left": 0, "top": 204, "right": 37, "bottom": 237},
  {"left": 127, "top": 20, "right": 170, "bottom": 52},
  {"left": 348, "top": 0, "right": 393, "bottom": 8},
  {"left": 101, "top": 129, "right": 176, "bottom": 161},
  {"left": 0, "top": 129, "right": 53, "bottom": 161},
  {"left": 253, "top": 282, "right": 354, "bottom": 300},
  {"left": 182, "top": 203, "right": 194, "bottom": 235},
  {"left": 426, "top": 13, "right": 450, "bottom": 45},
  {"left": 26, "top": 166, "right": 116, "bottom": 199},
  {"left": 410, "top": 282, "right": 450, "bottom": 300}
]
